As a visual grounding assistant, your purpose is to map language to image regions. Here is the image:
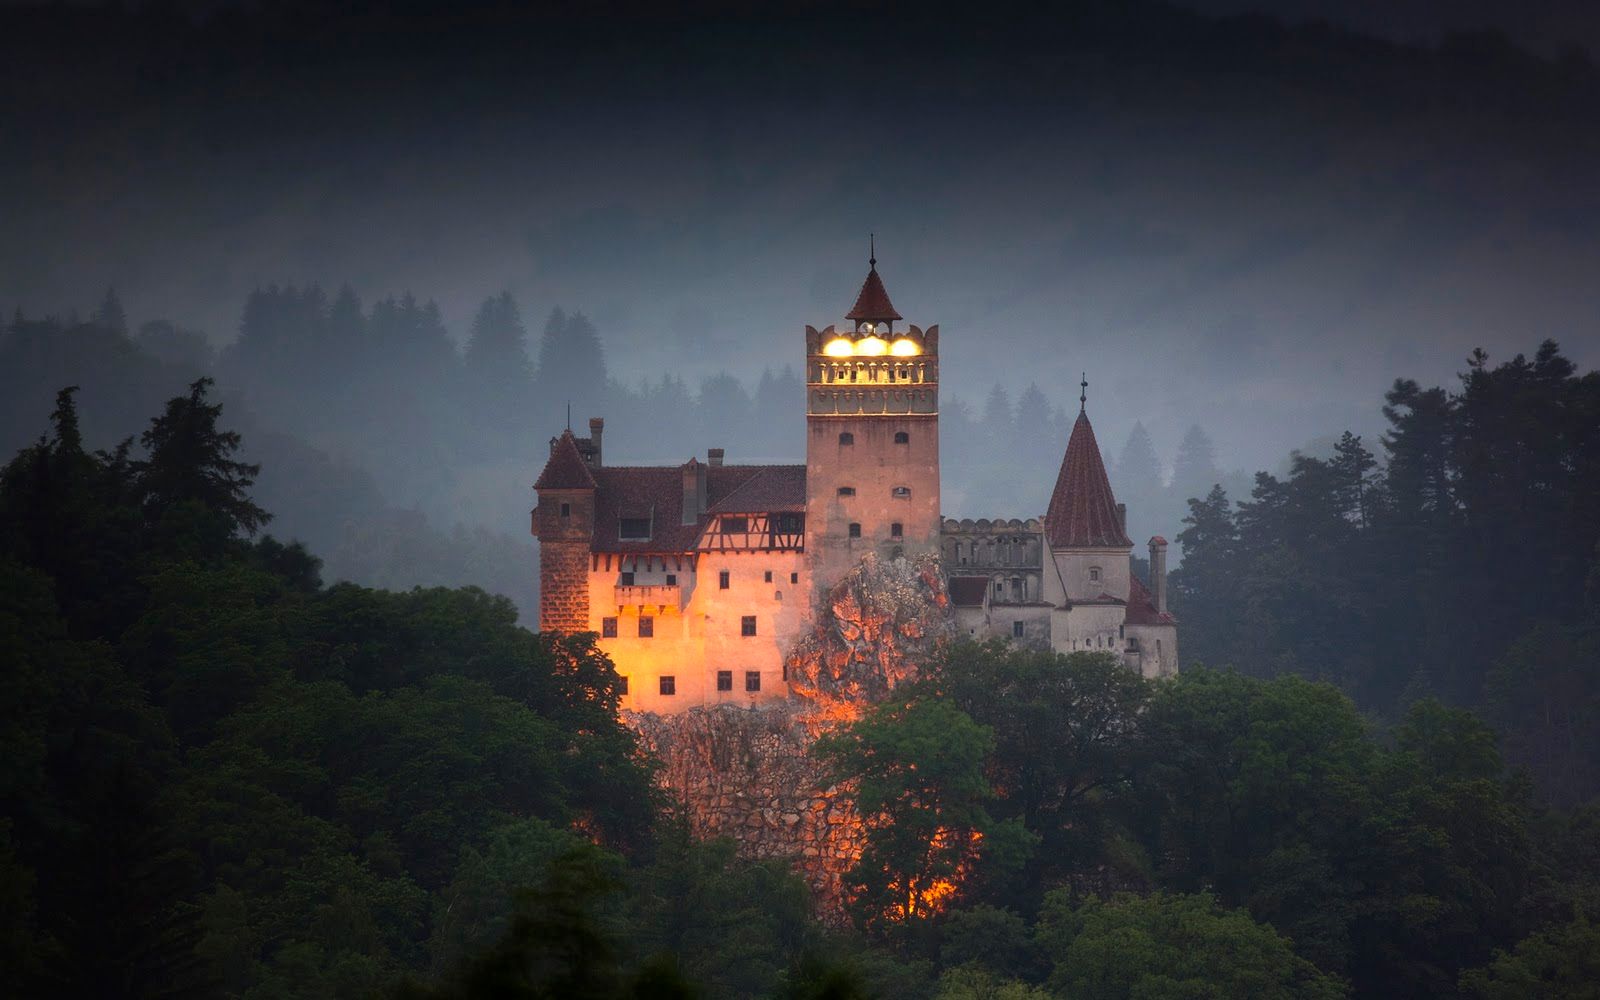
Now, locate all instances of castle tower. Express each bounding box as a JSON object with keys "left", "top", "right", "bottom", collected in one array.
[
  {"left": 804, "top": 249, "right": 941, "bottom": 591},
  {"left": 1041, "top": 389, "right": 1134, "bottom": 607},
  {"left": 532, "top": 429, "right": 598, "bottom": 632}
]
